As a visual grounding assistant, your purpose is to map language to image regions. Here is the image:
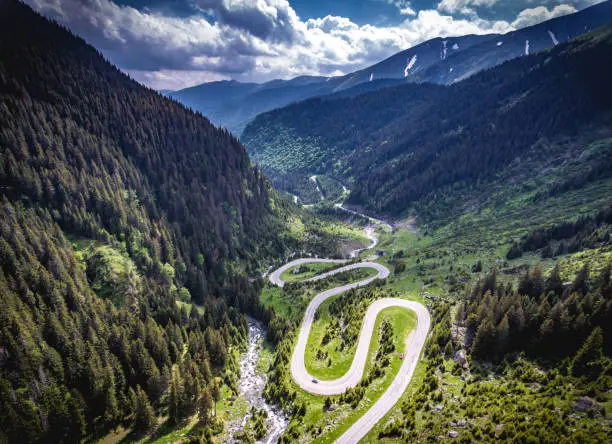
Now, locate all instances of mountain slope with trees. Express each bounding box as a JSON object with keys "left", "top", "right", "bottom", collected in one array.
[
  {"left": 0, "top": 1, "right": 334, "bottom": 441},
  {"left": 242, "top": 25, "right": 612, "bottom": 216}
]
